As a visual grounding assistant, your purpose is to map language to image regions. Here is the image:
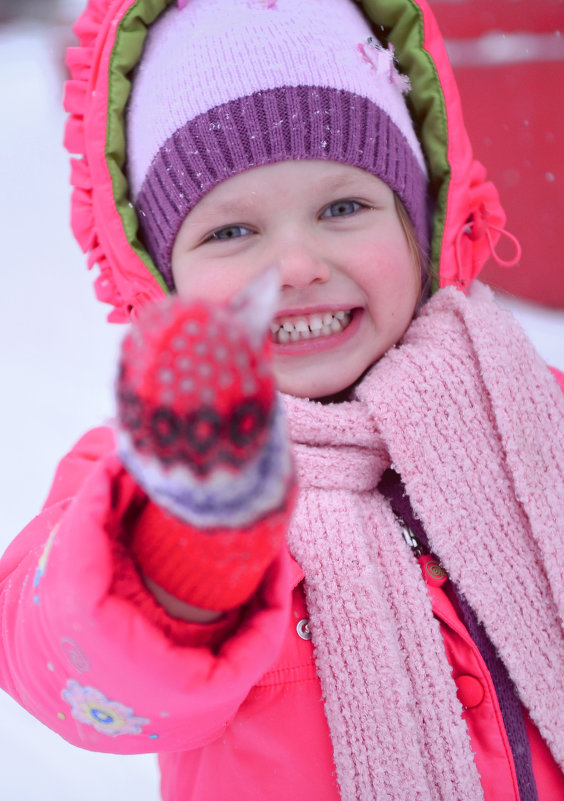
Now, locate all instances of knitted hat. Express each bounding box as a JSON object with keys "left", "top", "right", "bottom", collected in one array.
[{"left": 127, "top": 0, "right": 429, "bottom": 289}]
